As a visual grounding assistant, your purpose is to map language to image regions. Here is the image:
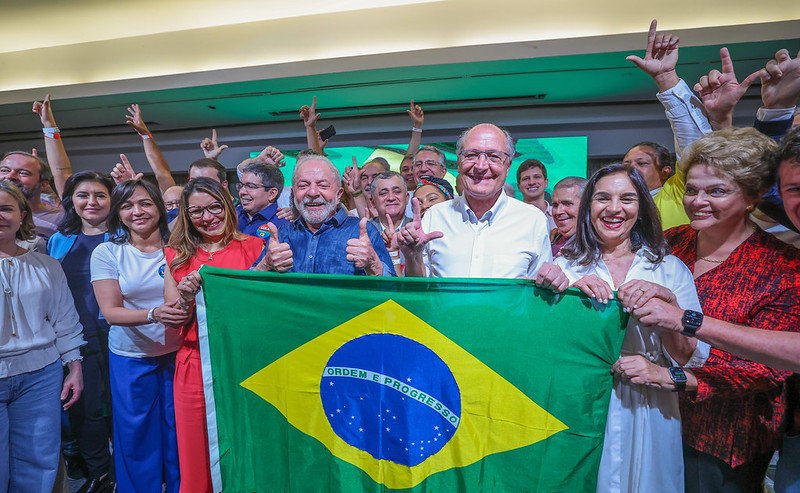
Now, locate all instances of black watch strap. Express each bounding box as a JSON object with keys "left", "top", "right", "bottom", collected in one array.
[
  {"left": 681, "top": 310, "right": 703, "bottom": 337},
  {"left": 668, "top": 367, "right": 687, "bottom": 392}
]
